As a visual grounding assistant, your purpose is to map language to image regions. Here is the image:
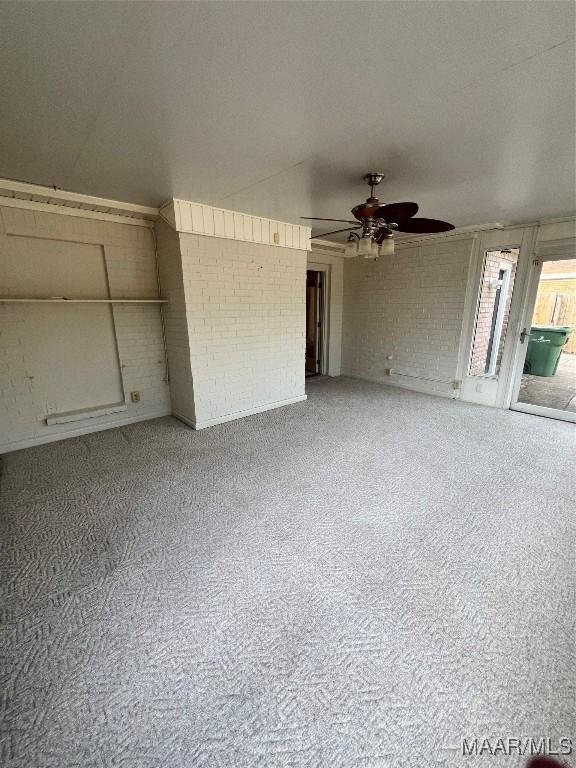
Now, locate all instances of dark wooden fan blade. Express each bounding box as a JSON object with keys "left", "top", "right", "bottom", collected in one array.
[
  {"left": 311, "top": 226, "right": 361, "bottom": 239},
  {"left": 373, "top": 202, "right": 419, "bottom": 222},
  {"left": 301, "top": 217, "right": 358, "bottom": 224},
  {"left": 395, "top": 217, "right": 455, "bottom": 234},
  {"left": 351, "top": 203, "right": 380, "bottom": 220}
]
